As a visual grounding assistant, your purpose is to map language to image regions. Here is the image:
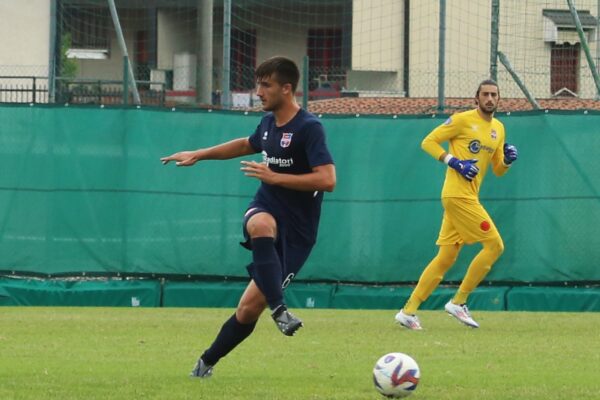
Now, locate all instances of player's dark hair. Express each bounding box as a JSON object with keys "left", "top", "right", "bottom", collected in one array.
[
  {"left": 255, "top": 56, "right": 300, "bottom": 92},
  {"left": 476, "top": 79, "right": 499, "bottom": 97}
]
